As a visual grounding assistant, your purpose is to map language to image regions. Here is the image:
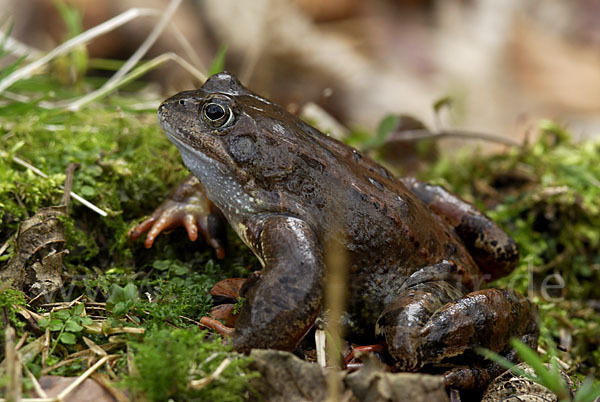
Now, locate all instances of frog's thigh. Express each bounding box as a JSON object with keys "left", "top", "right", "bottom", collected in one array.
[
  {"left": 376, "top": 280, "right": 465, "bottom": 371},
  {"left": 401, "top": 178, "right": 518, "bottom": 280},
  {"left": 232, "top": 216, "right": 325, "bottom": 354}
]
